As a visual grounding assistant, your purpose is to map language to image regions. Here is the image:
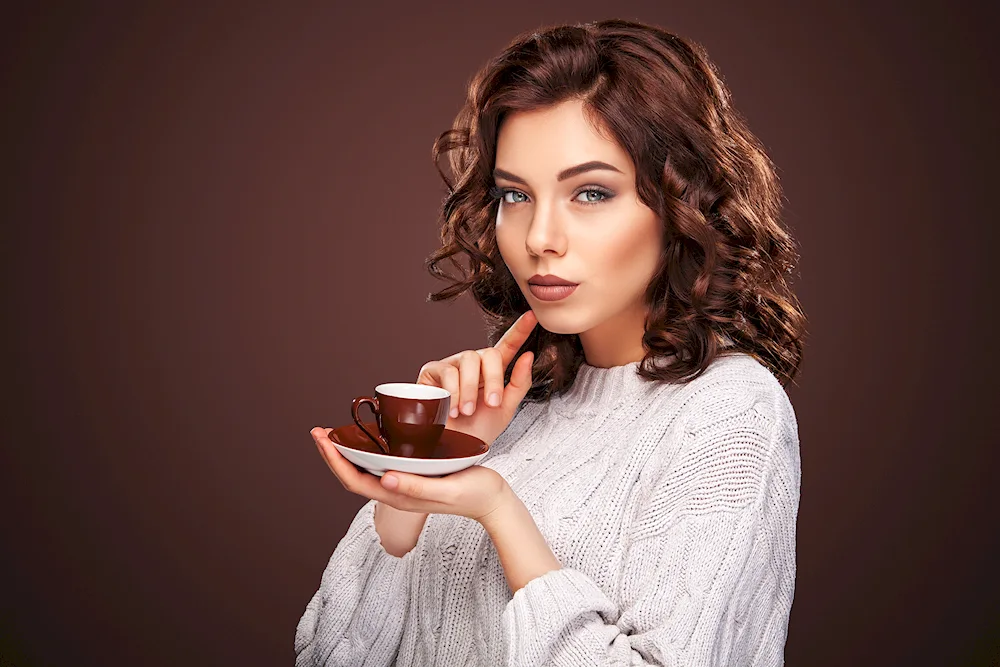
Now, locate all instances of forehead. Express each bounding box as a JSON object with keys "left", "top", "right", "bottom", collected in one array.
[{"left": 494, "top": 99, "right": 633, "bottom": 178}]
